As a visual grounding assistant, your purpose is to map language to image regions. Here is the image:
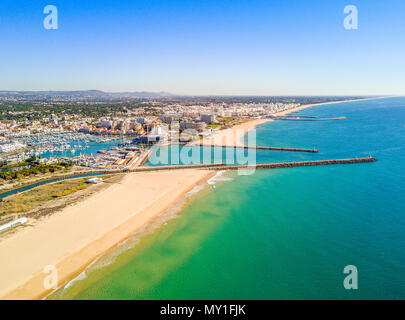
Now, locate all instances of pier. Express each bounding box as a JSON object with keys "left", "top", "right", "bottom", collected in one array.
[
  {"left": 219, "top": 157, "right": 377, "bottom": 170},
  {"left": 198, "top": 144, "right": 319, "bottom": 153},
  {"left": 0, "top": 157, "right": 377, "bottom": 199},
  {"left": 269, "top": 115, "right": 347, "bottom": 121},
  {"left": 25, "top": 157, "right": 380, "bottom": 175},
  {"left": 136, "top": 149, "right": 153, "bottom": 166},
  {"left": 127, "top": 157, "right": 377, "bottom": 172},
  {"left": 53, "top": 156, "right": 375, "bottom": 174}
]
